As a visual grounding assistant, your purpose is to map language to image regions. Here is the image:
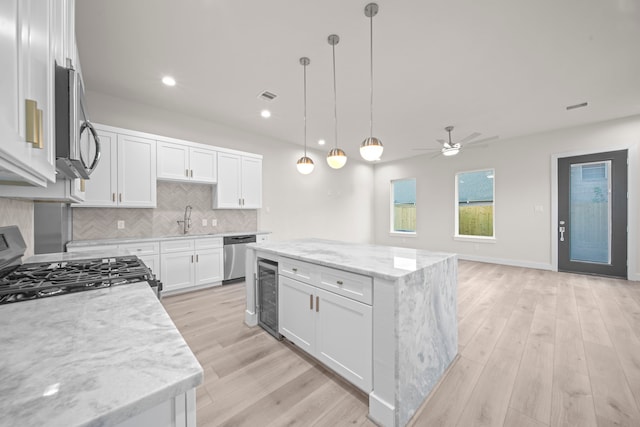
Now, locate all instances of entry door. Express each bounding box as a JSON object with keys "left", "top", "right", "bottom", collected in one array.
[{"left": 558, "top": 150, "right": 627, "bottom": 278}]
